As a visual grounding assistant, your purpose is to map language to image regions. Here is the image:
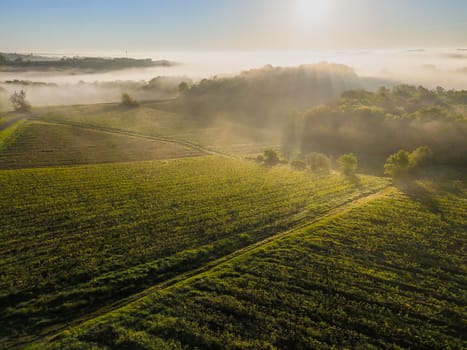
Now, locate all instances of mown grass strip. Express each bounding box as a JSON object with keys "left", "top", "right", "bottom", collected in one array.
[{"left": 0, "top": 118, "right": 26, "bottom": 151}]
